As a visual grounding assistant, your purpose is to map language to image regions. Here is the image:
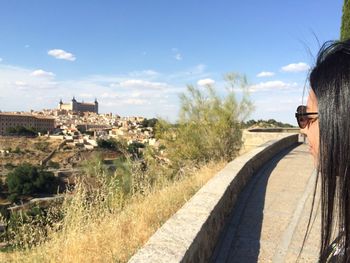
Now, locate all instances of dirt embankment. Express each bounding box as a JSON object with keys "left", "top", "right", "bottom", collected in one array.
[
  {"left": 0, "top": 136, "right": 124, "bottom": 173},
  {"left": 0, "top": 136, "right": 63, "bottom": 166}
]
